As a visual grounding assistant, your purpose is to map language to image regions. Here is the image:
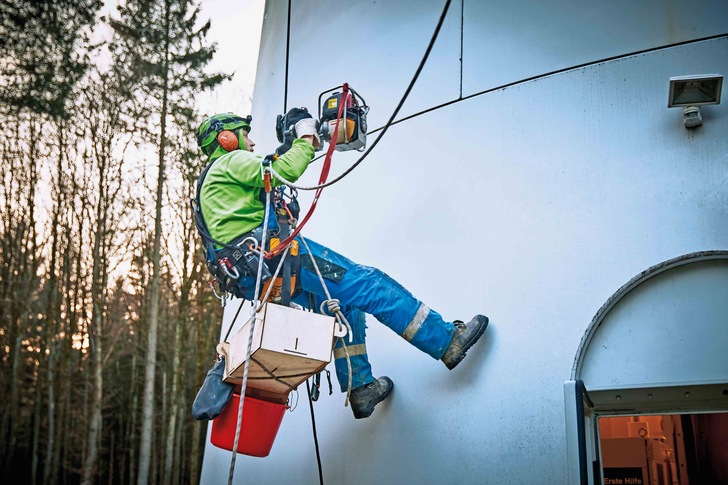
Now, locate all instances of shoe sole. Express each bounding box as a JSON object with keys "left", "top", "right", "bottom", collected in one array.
[
  {"left": 445, "top": 316, "right": 489, "bottom": 370},
  {"left": 352, "top": 378, "right": 394, "bottom": 419}
]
